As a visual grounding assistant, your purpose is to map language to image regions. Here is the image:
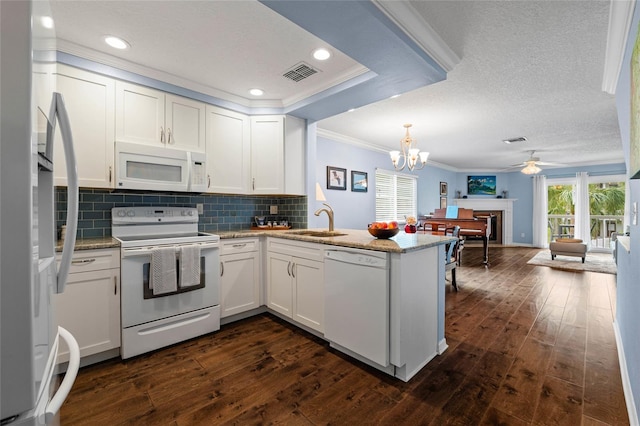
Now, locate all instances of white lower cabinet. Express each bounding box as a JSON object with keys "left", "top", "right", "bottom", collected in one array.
[
  {"left": 220, "top": 238, "right": 260, "bottom": 318},
  {"left": 266, "top": 238, "right": 324, "bottom": 332},
  {"left": 54, "top": 248, "right": 120, "bottom": 364}
]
